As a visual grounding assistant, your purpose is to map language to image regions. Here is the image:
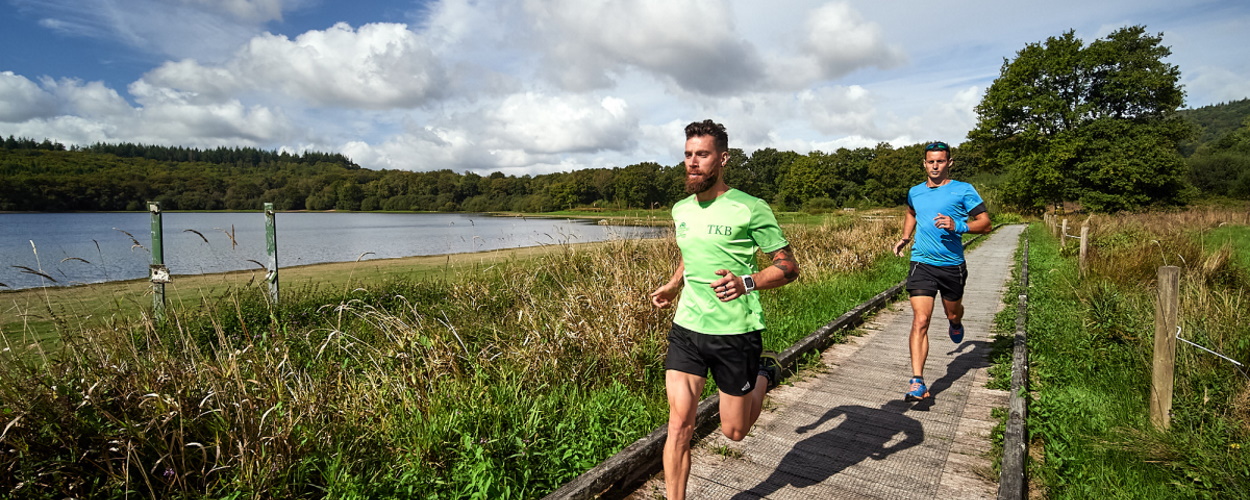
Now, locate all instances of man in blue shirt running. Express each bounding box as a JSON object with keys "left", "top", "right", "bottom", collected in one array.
[{"left": 891, "top": 141, "right": 991, "bottom": 401}]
